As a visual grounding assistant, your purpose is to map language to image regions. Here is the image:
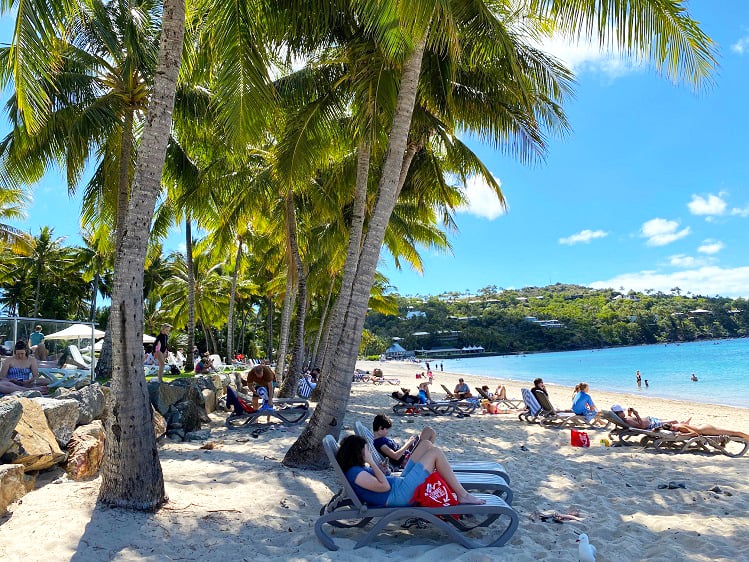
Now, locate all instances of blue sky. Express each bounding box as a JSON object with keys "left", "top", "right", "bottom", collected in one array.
[{"left": 3, "top": 2, "right": 749, "bottom": 298}]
